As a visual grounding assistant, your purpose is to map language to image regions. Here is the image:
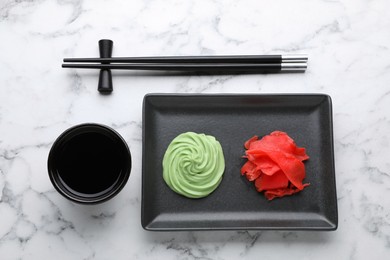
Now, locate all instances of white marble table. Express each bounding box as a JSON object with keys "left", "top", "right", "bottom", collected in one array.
[{"left": 1, "top": 0, "right": 389, "bottom": 259}]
